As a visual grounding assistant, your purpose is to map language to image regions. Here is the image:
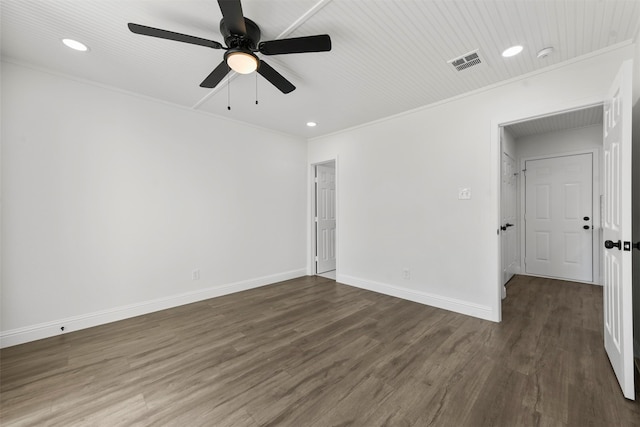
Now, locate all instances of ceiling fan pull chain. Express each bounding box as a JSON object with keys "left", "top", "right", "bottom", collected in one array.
[
  {"left": 255, "top": 72, "right": 259, "bottom": 105},
  {"left": 227, "top": 72, "right": 231, "bottom": 111}
]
